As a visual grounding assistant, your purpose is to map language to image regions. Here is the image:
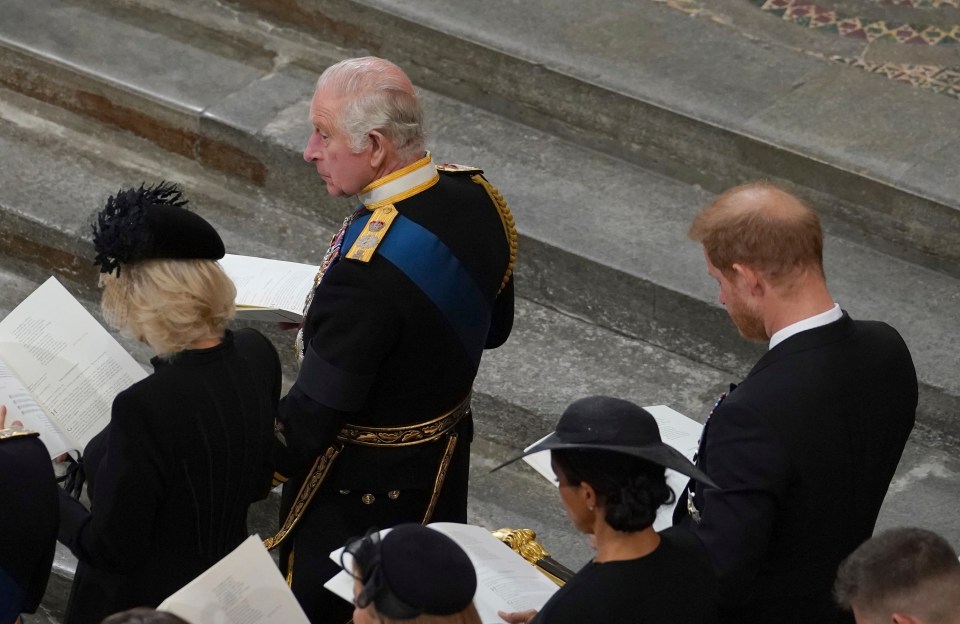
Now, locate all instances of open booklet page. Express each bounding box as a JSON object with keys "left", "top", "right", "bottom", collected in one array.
[
  {"left": 0, "top": 277, "right": 147, "bottom": 457},
  {"left": 219, "top": 254, "right": 318, "bottom": 323},
  {"left": 522, "top": 404, "right": 703, "bottom": 531},
  {"left": 325, "top": 523, "right": 559, "bottom": 624},
  {"left": 158, "top": 535, "right": 310, "bottom": 624},
  {"left": 0, "top": 359, "right": 72, "bottom": 457}
]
